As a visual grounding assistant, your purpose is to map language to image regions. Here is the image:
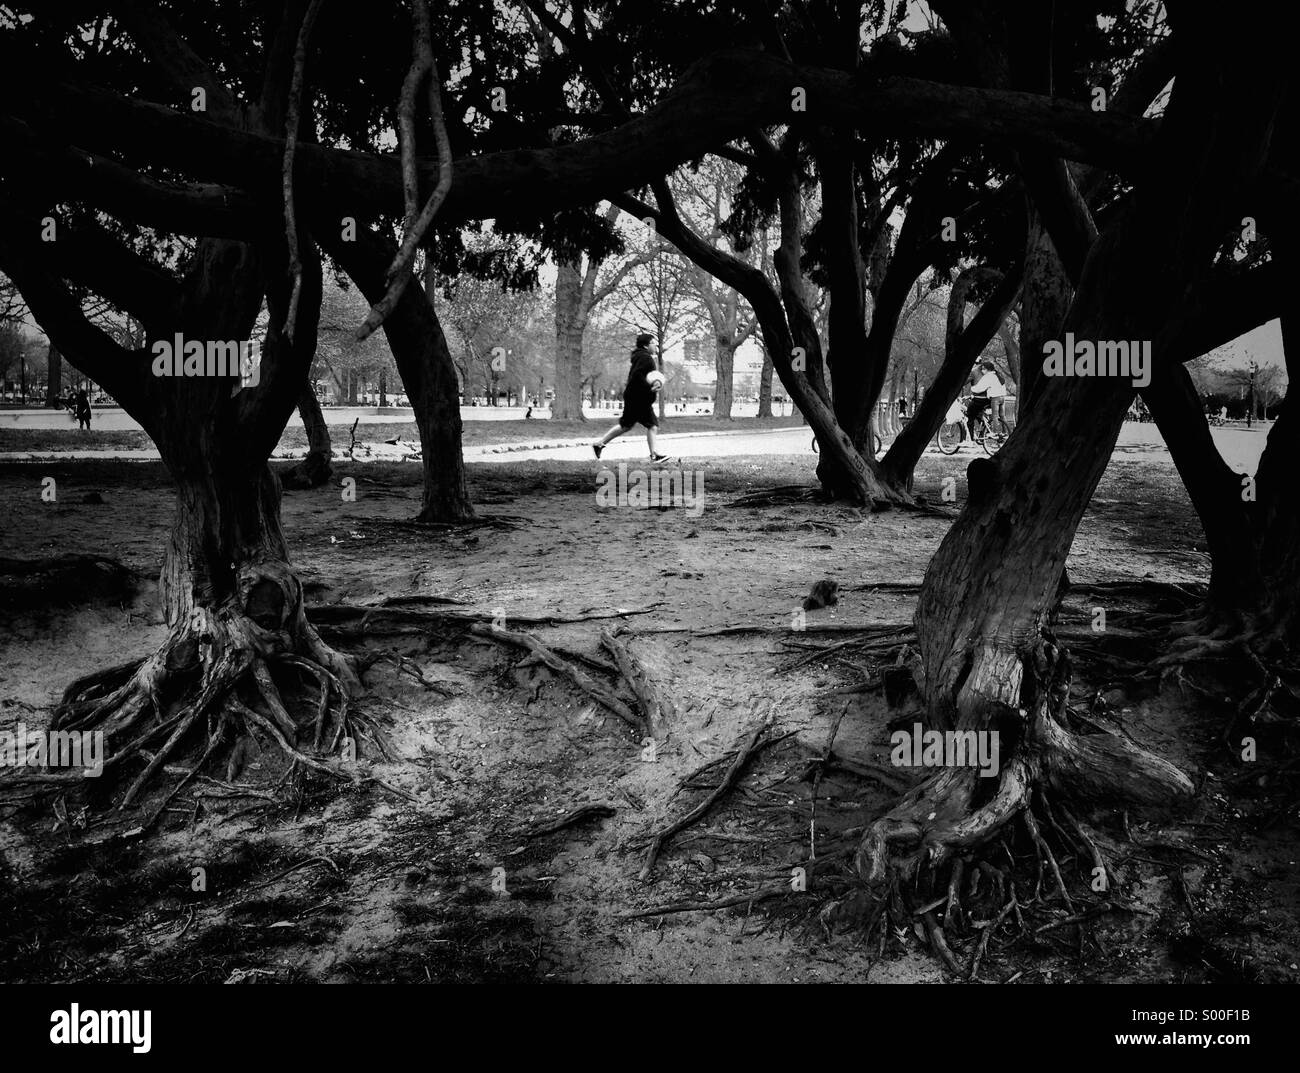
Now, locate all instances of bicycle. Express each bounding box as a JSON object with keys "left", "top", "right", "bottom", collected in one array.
[{"left": 936, "top": 401, "right": 1012, "bottom": 456}]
